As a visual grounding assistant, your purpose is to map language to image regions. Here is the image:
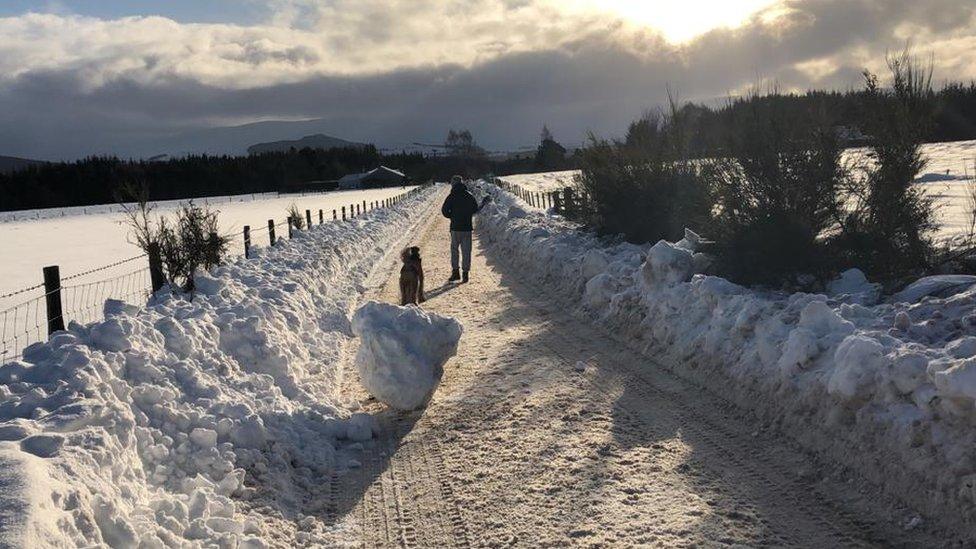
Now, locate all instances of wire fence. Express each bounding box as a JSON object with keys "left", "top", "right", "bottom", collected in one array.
[
  {"left": 0, "top": 292, "right": 48, "bottom": 362},
  {"left": 0, "top": 185, "right": 428, "bottom": 363},
  {"left": 0, "top": 268, "right": 152, "bottom": 363}
]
